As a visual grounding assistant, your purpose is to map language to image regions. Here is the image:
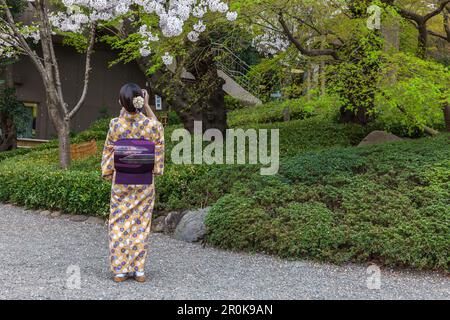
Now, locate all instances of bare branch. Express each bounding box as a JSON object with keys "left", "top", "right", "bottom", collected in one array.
[
  {"left": 423, "top": 0, "right": 450, "bottom": 22},
  {"left": 278, "top": 12, "right": 338, "bottom": 60},
  {"left": 68, "top": 25, "right": 96, "bottom": 120},
  {"left": 382, "top": 0, "right": 450, "bottom": 24}
]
